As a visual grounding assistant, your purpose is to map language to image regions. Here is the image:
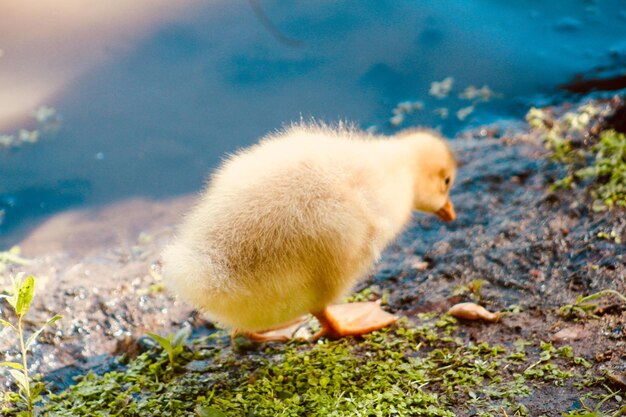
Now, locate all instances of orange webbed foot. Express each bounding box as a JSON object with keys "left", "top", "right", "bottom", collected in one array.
[{"left": 312, "top": 300, "right": 398, "bottom": 340}]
